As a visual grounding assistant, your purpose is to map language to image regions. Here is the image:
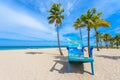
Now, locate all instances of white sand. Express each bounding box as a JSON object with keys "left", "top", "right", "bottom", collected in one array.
[{"left": 0, "top": 48, "right": 120, "bottom": 80}]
